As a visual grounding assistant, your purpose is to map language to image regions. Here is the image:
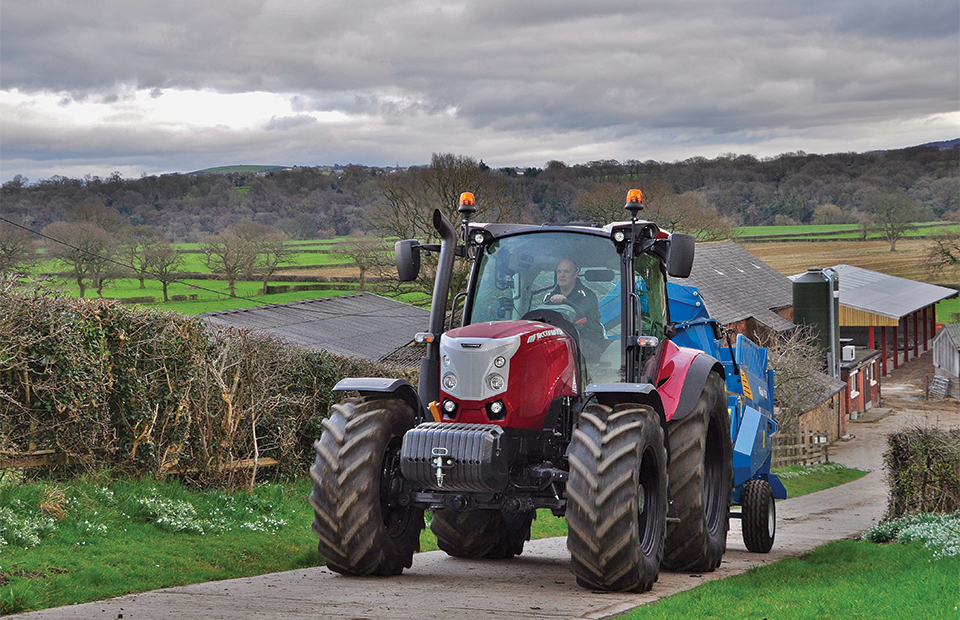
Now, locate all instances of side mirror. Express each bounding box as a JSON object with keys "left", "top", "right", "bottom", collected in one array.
[
  {"left": 666, "top": 233, "right": 695, "bottom": 278},
  {"left": 395, "top": 239, "right": 421, "bottom": 282}
]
